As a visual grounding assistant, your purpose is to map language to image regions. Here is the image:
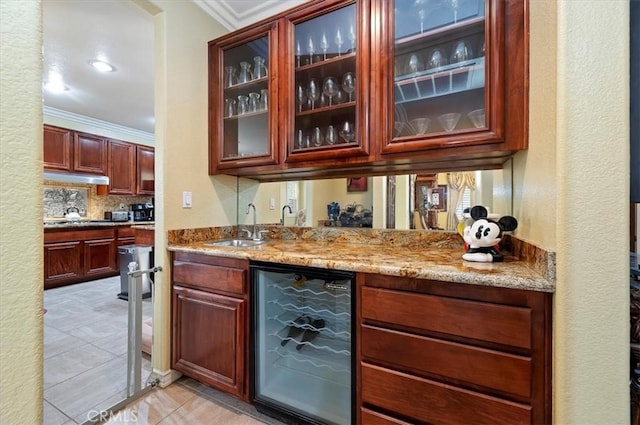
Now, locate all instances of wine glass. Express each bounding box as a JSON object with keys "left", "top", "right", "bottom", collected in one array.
[
  {"left": 307, "top": 34, "right": 315, "bottom": 64},
  {"left": 326, "top": 125, "right": 338, "bottom": 145},
  {"left": 335, "top": 28, "right": 344, "bottom": 56},
  {"left": 415, "top": 0, "right": 428, "bottom": 33},
  {"left": 322, "top": 77, "right": 338, "bottom": 106},
  {"left": 307, "top": 78, "right": 320, "bottom": 109},
  {"left": 295, "top": 129, "right": 305, "bottom": 149},
  {"left": 296, "top": 83, "right": 307, "bottom": 112},
  {"left": 312, "top": 127, "right": 324, "bottom": 147},
  {"left": 295, "top": 39, "right": 302, "bottom": 67},
  {"left": 342, "top": 72, "right": 355, "bottom": 102},
  {"left": 450, "top": 40, "right": 472, "bottom": 64},
  {"left": 339, "top": 121, "right": 355, "bottom": 143},
  {"left": 448, "top": 0, "right": 460, "bottom": 23},
  {"left": 427, "top": 48, "right": 448, "bottom": 69},
  {"left": 320, "top": 32, "right": 330, "bottom": 61},
  {"left": 408, "top": 54, "right": 422, "bottom": 75},
  {"left": 348, "top": 24, "right": 356, "bottom": 52}
]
